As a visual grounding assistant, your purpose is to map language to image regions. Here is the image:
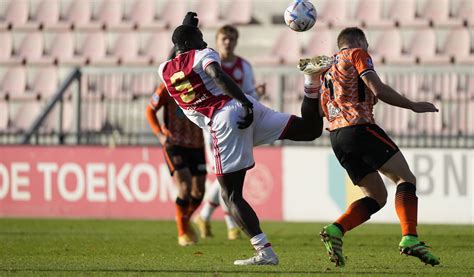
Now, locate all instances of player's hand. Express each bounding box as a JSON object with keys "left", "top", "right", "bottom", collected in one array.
[
  {"left": 237, "top": 102, "right": 254, "bottom": 129},
  {"left": 298, "top": 55, "right": 334, "bottom": 76},
  {"left": 157, "top": 133, "right": 168, "bottom": 146},
  {"left": 410, "top": 101, "right": 439, "bottom": 113},
  {"left": 183, "top": 12, "right": 199, "bottom": 27}
]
